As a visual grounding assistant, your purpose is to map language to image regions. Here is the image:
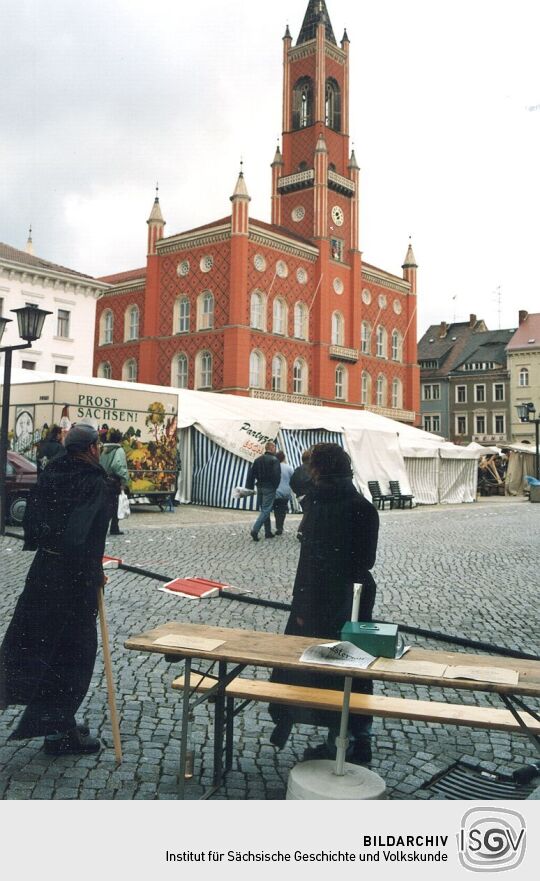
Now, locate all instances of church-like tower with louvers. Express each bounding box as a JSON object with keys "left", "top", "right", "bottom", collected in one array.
[{"left": 94, "top": 0, "right": 420, "bottom": 423}]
